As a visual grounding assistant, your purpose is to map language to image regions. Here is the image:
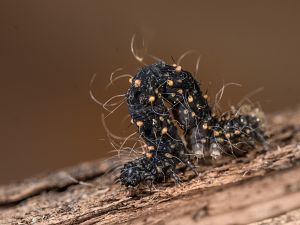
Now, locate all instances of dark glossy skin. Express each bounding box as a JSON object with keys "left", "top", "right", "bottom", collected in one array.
[{"left": 120, "top": 62, "right": 265, "bottom": 187}]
